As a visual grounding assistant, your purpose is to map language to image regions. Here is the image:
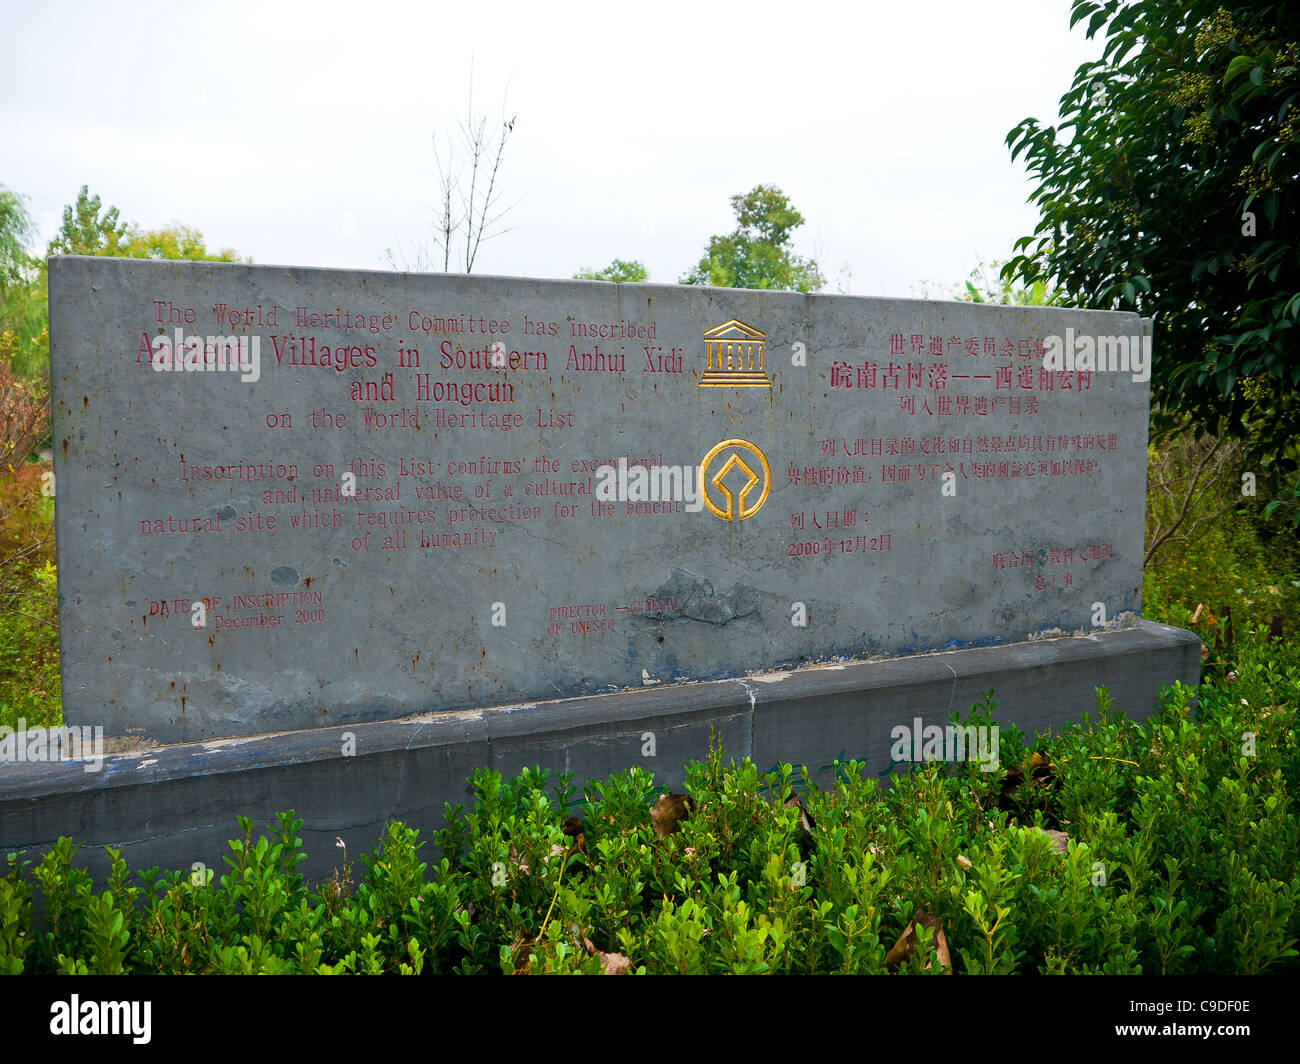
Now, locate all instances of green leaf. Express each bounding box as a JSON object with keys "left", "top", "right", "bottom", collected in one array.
[{"left": 1224, "top": 55, "right": 1256, "bottom": 85}]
